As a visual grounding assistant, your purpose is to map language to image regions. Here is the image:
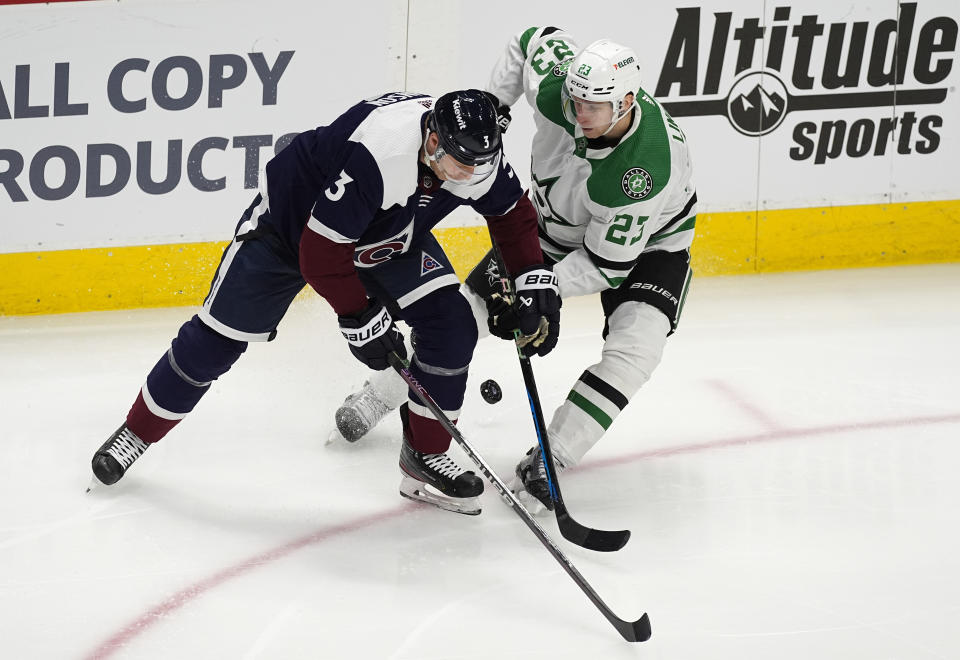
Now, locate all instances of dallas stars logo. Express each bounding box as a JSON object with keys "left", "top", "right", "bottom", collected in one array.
[
  {"left": 531, "top": 174, "right": 574, "bottom": 226},
  {"left": 621, "top": 167, "right": 653, "bottom": 200}
]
